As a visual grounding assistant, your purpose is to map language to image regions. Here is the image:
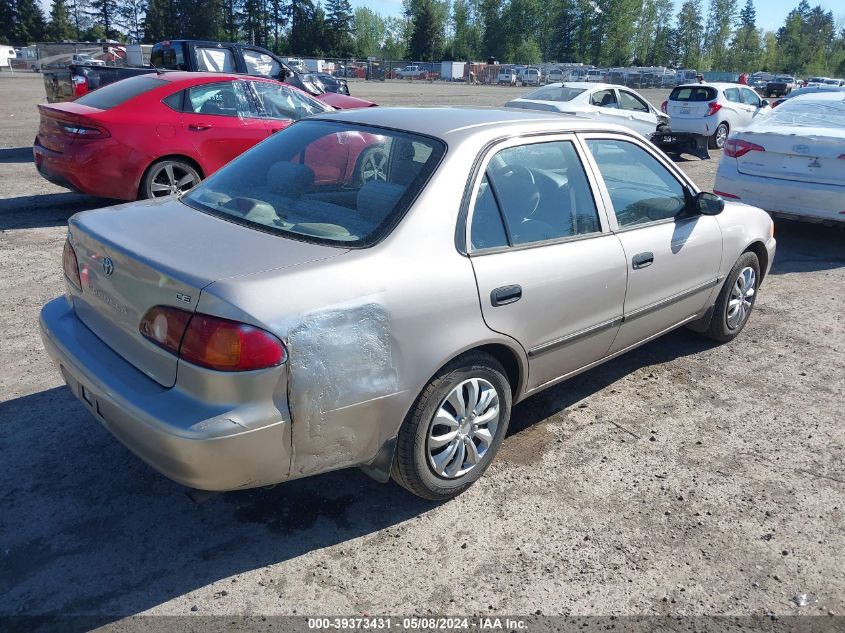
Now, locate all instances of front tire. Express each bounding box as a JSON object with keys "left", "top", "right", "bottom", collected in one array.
[
  {"left": 709, "top": 122, "right": 729, "bottom": 149},
  {"left": 353, "top": 145, "right": 388, "bottom": 186},
  {"left": 391, "top": 352, "right": 512, "bottom": 500},
  {"left": 702, "top": 251, "right": 761, "bottom": 342}
]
